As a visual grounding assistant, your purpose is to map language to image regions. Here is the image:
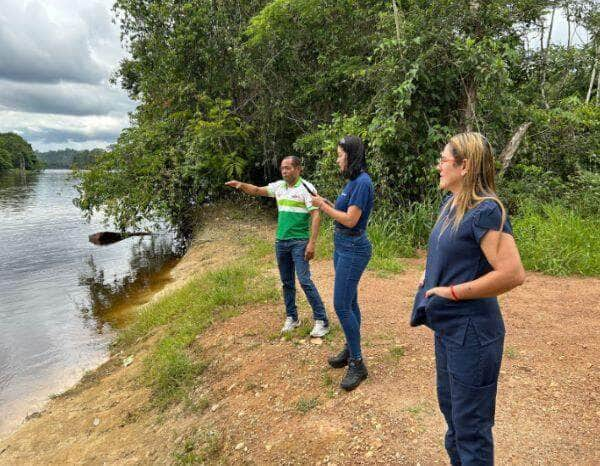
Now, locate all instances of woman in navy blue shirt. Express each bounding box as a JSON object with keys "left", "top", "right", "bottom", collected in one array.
[
  {"left": 311, "top": 135, "right": 374, "bottom": 391},
  {"left": 412, "top": 132, "right": 525, "bottom": 465}
]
